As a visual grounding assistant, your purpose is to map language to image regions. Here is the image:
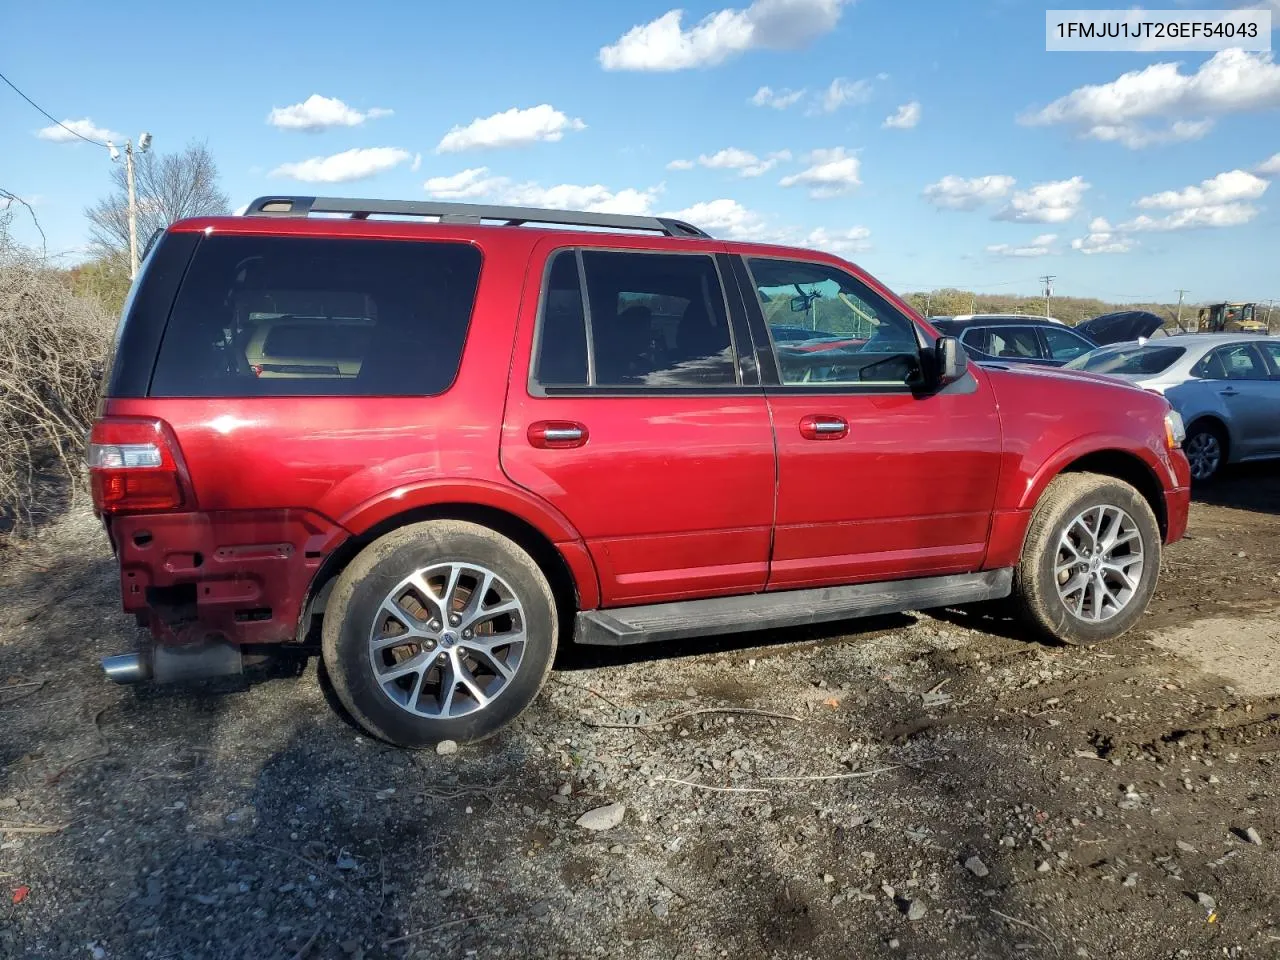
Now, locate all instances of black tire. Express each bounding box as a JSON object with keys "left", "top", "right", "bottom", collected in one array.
[
  {"left": 1183, "top": 420, "right": 1227, "bottom": 484},
  {"left": 321, "top": 520, "right": 557, "bottom": 748},
  {"left": 1012, "top": 472, "right": 1161, "bottom": 646}
]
